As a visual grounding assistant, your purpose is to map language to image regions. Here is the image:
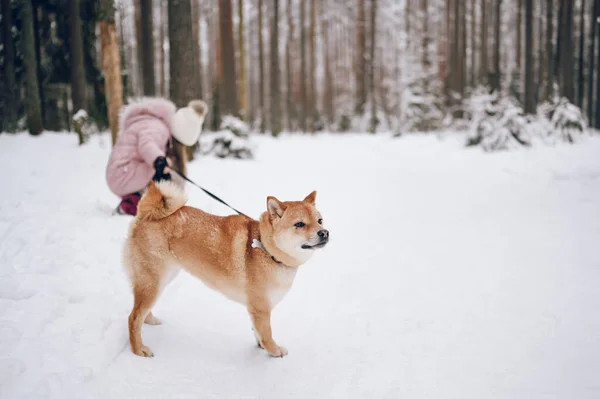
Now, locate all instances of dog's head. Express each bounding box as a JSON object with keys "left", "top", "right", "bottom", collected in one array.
[{"left": 265, "top": 191, "right": 329, "bottom": 264}]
